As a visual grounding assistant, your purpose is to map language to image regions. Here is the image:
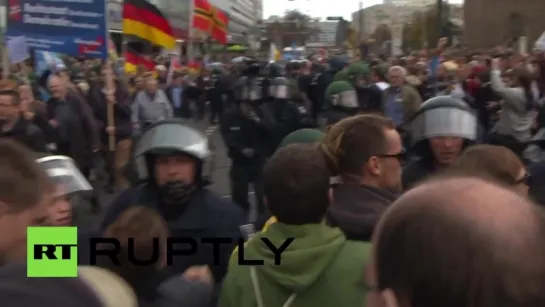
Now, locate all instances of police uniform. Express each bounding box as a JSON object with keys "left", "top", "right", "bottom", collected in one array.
[
  {"left": 101, "top": 120, "right": 246, "bottom": 283},
  {"left": 220, "top": 76, "right": 268, "bottom": 217},
  {"left": 402, "top": 96, "right": 478, "bottom": 190}
]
